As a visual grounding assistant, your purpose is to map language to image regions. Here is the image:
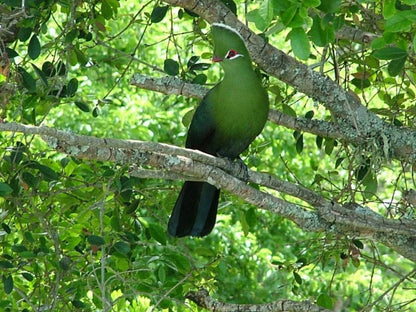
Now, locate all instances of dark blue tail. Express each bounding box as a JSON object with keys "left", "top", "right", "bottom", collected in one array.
[{"left": 168, "top": 181, "right": 220, "bottom": 237}]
